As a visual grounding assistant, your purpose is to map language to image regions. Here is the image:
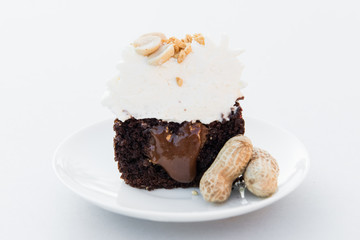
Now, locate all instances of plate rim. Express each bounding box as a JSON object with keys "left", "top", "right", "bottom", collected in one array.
[{"left": 53, "top": 116, "right": 310, "bottom": 222}]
